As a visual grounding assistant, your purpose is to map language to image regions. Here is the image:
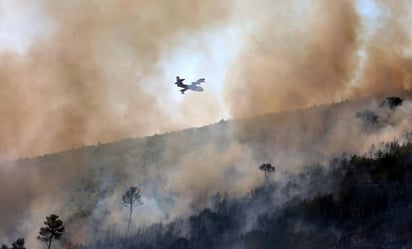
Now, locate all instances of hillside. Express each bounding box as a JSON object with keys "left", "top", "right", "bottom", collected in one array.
[
  {"left": 1, "top": 94, "right": 412, "bottom": 248},
  {"left": 86, "top": 140, "right": 412, "bottom": 249}
]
